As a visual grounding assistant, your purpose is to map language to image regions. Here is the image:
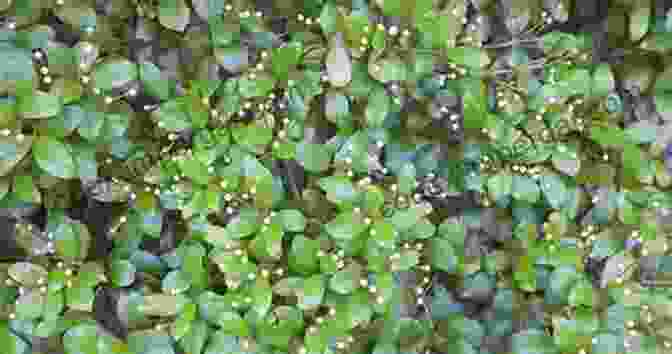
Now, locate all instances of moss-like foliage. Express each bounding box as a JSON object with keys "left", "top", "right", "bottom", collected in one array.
[{"left": 0, "top": 0, "right": 672, "bottom": 354}]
